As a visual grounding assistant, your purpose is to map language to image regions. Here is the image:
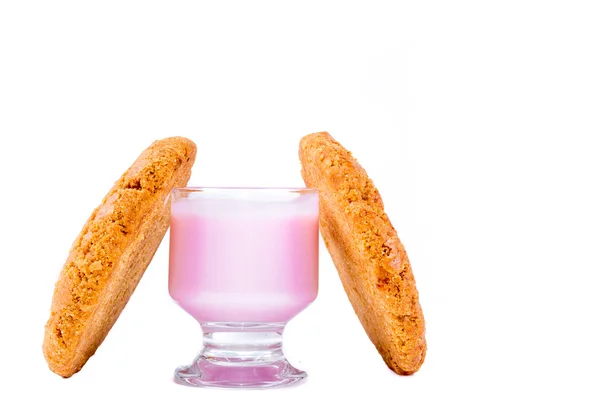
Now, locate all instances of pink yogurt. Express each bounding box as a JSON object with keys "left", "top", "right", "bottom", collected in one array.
[{"left": 169, "top": 188, "right": 319, "bottom": 324}]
